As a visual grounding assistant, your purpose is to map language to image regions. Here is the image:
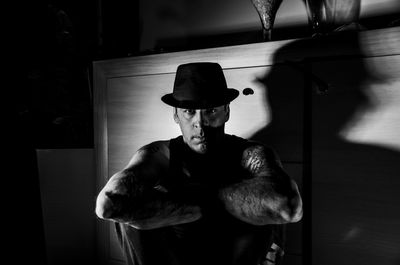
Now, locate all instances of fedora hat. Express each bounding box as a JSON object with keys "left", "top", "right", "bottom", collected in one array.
[{"left": 161, "top": 62, "right": 239, "bottom": 109}]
